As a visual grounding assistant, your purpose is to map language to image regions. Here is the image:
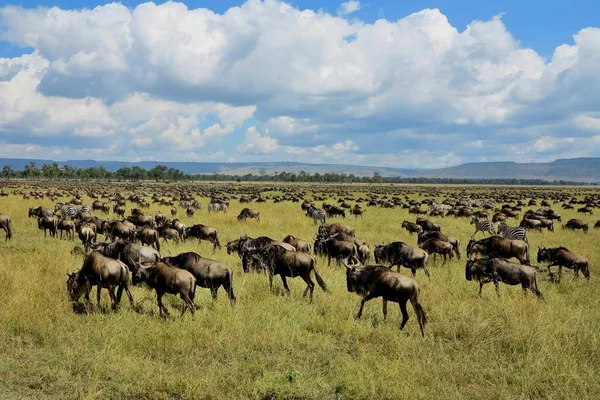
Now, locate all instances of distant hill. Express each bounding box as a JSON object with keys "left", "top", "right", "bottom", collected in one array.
[{"left": 0, "top": 157, "right": 598, "bottom": 182}]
